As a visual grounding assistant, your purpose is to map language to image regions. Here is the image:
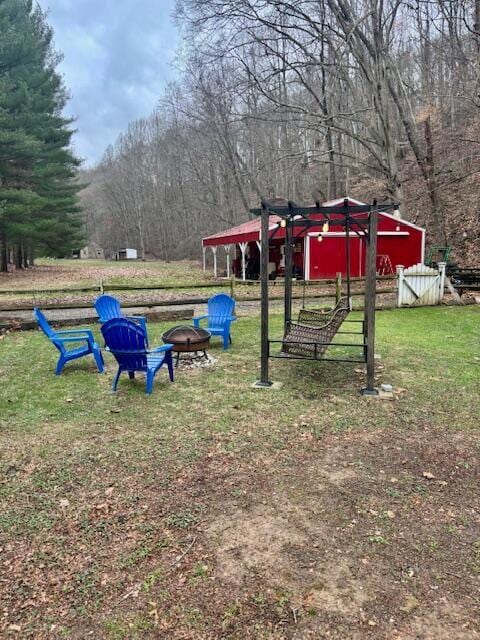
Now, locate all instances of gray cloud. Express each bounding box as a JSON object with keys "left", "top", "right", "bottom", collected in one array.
[{"left": 38, "top": 0, "right": 178, "bottom": 165}]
